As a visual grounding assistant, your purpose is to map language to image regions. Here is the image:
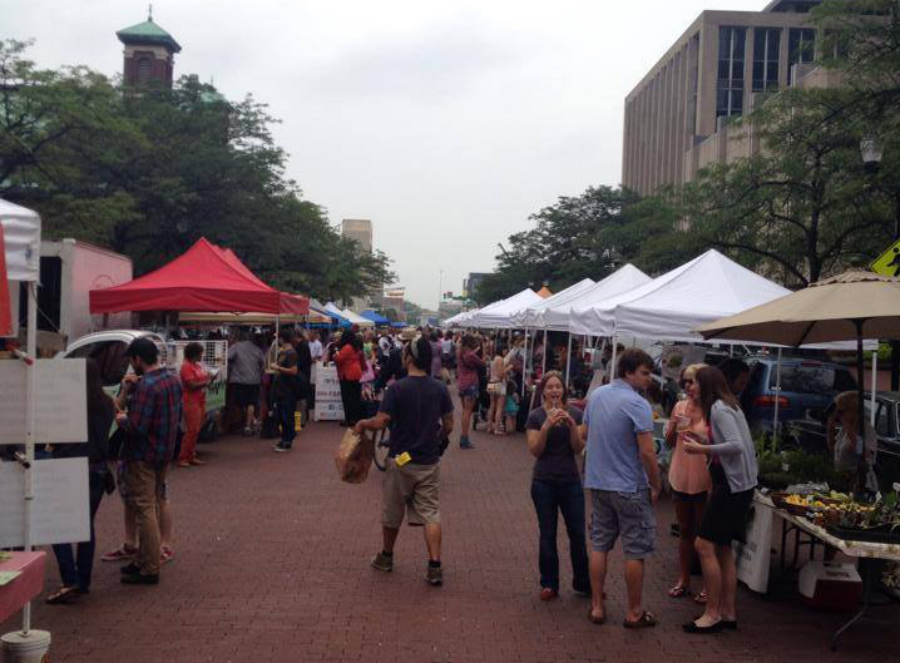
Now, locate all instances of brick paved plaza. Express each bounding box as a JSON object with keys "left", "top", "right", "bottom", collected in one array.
[{"left": 3, "top": 418, "right": 897, "bottom": 663}]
